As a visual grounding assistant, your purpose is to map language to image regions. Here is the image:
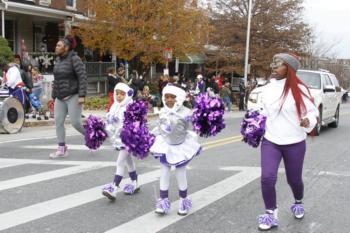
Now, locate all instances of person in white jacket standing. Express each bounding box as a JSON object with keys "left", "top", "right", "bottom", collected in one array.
[
  {"left": 257, "top": 53, "right": 319, "bottom": 231},
  {"left": 102, "top": 83, "right": 140, "bottom": 200}
]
